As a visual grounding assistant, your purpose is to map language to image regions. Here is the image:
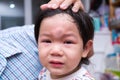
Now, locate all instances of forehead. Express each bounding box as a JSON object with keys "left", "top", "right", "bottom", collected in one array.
[
  {"left": 40, "top": 13, "right": 76, "bottom": 29},
  {"left": 45, "top": 13, "right": 74, "bottom": 23},
  {"left": 40, "top": 14, "right": 80, "bottom": 38}
]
